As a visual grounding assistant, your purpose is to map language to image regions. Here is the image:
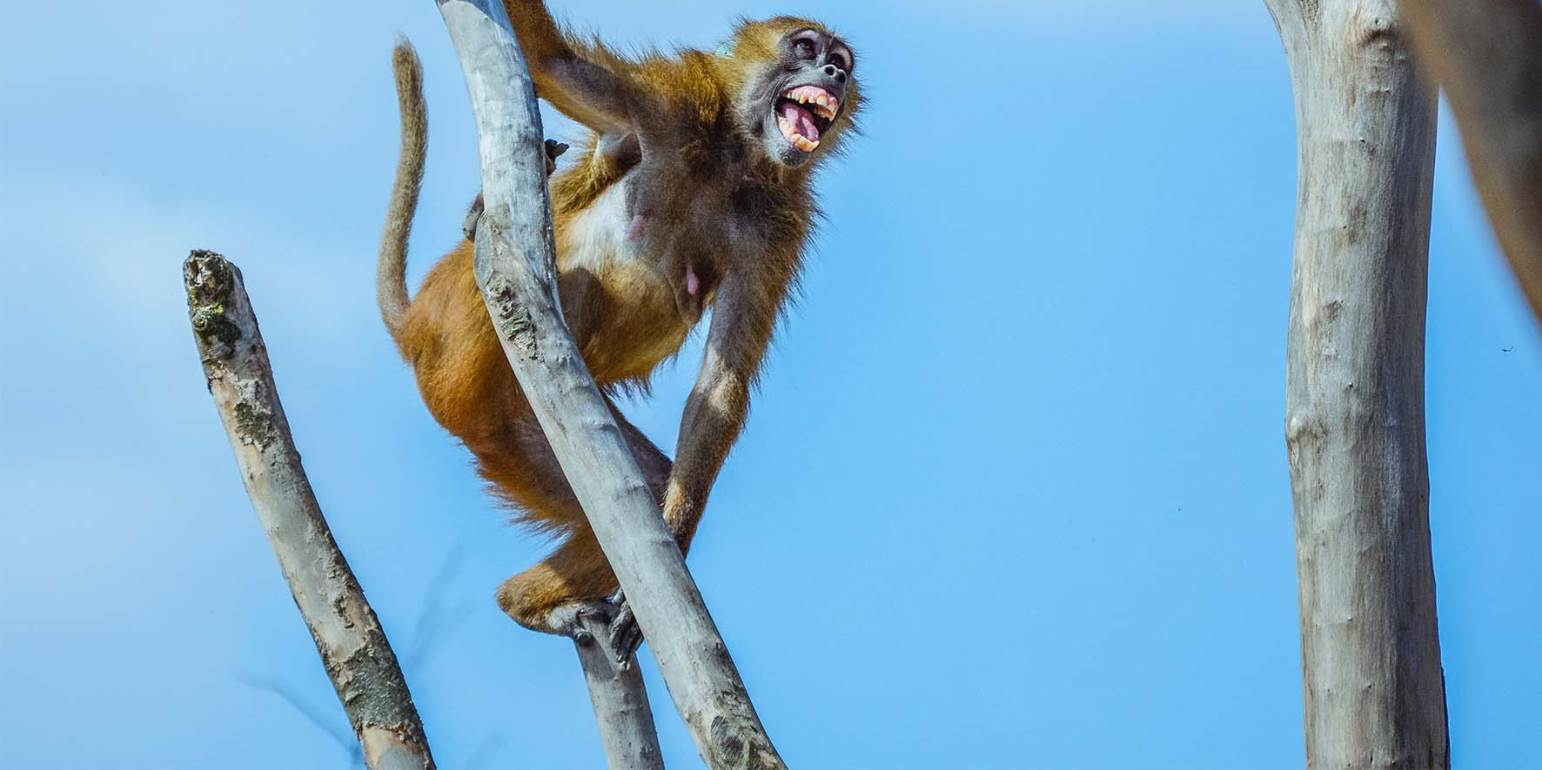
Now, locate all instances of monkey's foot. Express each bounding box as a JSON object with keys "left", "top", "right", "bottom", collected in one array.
[
  {"left": 607, "top": 591, "right": 645, "bottom": 666},
  {"left": 543, "top": 601, "right": 617, "bottom": 645}
]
